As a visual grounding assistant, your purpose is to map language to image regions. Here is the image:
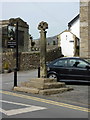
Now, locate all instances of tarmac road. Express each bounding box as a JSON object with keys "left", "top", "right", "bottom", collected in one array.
[
  {"left": 0, "top": 90, "right": 89, "bottom": 119},
  {"left": 0, "top": 69, "right": 90, "bottom": 119},
  {"left": 1, "top": 69, "right": 89, "bottom": 107},
  {"left": 1, "top": 69, "right": 38, "bottom": 90}
]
